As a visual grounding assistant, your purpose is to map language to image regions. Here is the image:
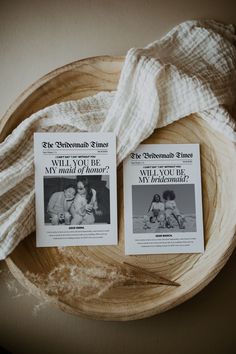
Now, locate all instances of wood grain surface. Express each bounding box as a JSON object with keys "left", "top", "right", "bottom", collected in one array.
[{"left": 1, "top": 56, "right": 236, "bottom": 321}]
